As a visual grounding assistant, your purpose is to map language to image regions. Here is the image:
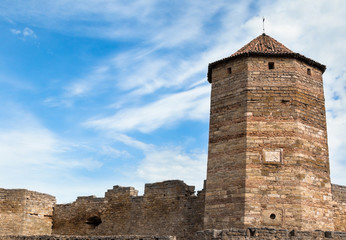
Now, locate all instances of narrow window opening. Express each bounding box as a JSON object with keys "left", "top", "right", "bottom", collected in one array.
[
  {"left": 325, "top": 231, "right": 333, "bottom": 238},
  {"left": 270, "top": 213, "right": 276, "bottom": 220},
  {"left": 290, "top": 230, "right": 297, "bottom": 237},
  {"left": 268, "top": 62, "right": 275, "bottom": 69},
  {"left": 248, "top": 228, "right": 257, "bottom": 237},
  {"left": 307, "top": 68, "right": 311, "bottom": 75},
  {"left": 227, "top": 67, "right": 232, "bottom": 74}
]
